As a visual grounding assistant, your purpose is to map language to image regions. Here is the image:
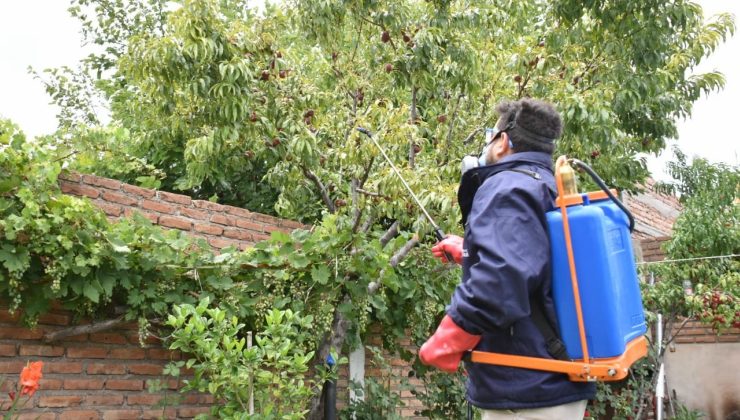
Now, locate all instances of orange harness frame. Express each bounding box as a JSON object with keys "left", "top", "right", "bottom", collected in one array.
[{"left": 465, "top": 163, "right": 648, "bottom": 382}]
